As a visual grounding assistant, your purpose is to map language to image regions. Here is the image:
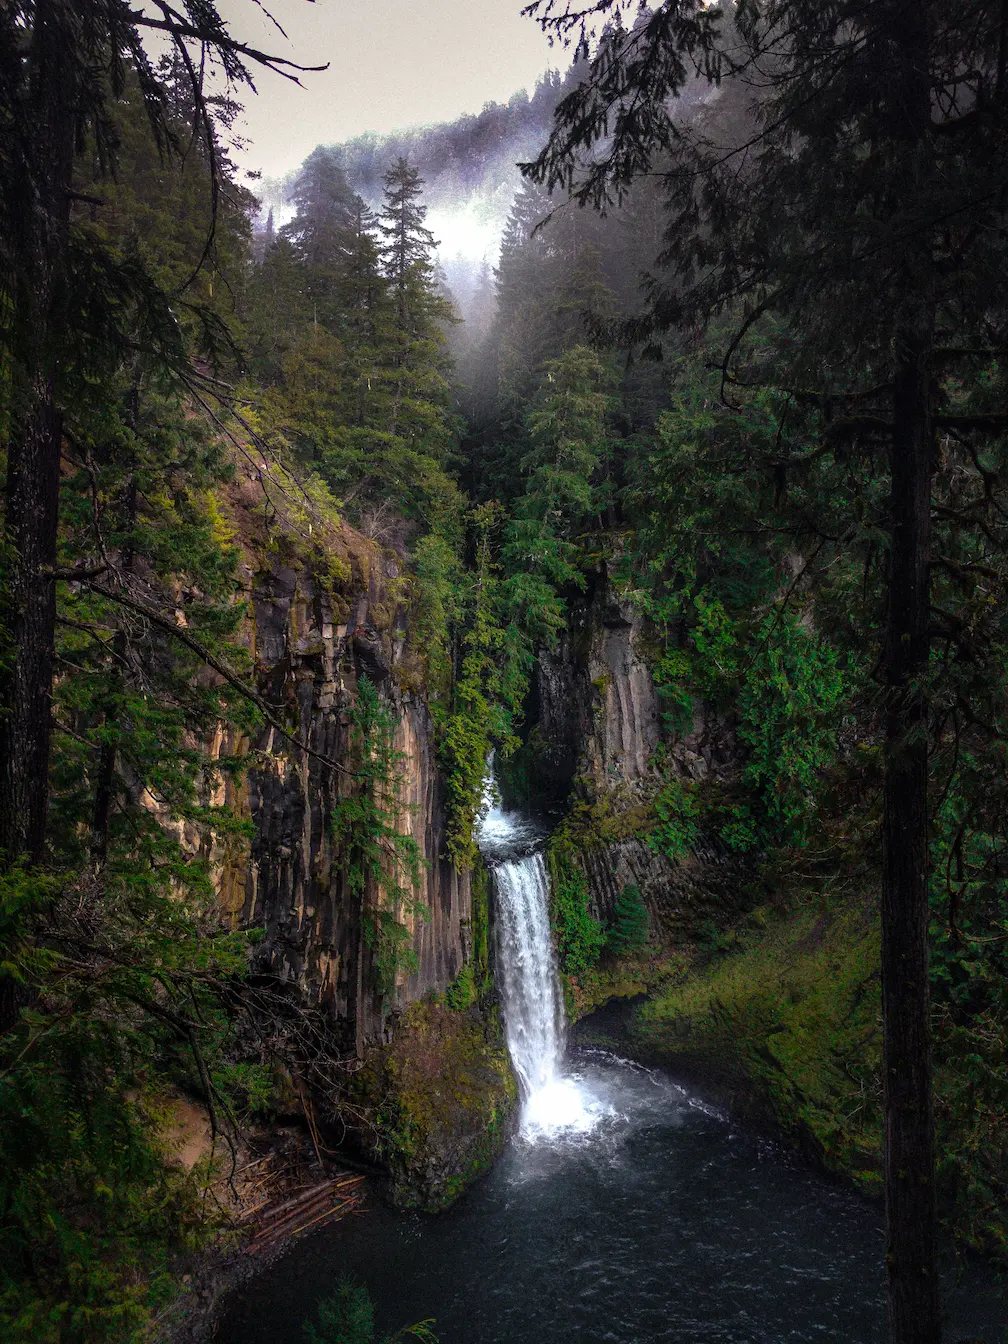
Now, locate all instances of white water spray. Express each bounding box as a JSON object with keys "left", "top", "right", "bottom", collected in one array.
[
  {"left": 491, "top": 851, "right": 566, "bottom": 1094},
  {"left": 478, "top": 773, "right": 610, "bottom": 1138}
]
